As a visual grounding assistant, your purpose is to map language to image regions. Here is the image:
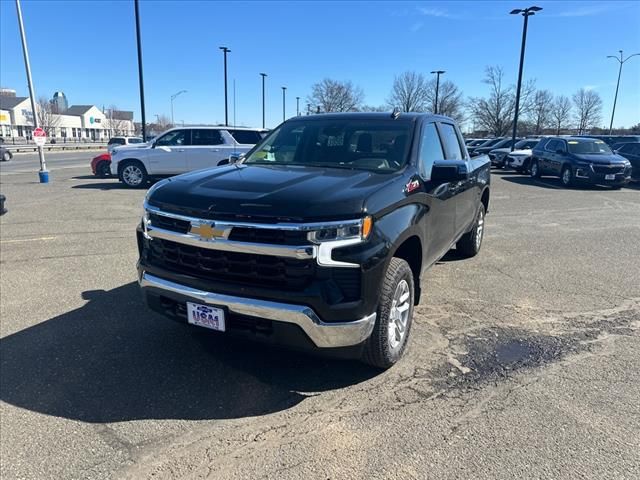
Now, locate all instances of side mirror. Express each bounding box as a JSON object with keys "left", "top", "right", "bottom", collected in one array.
[
  {"left": 229, "top": 153, "right": 245, "bottom": 164},
  {"left": 431, "top": 161, "right": 468, "bottom": 183}
]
